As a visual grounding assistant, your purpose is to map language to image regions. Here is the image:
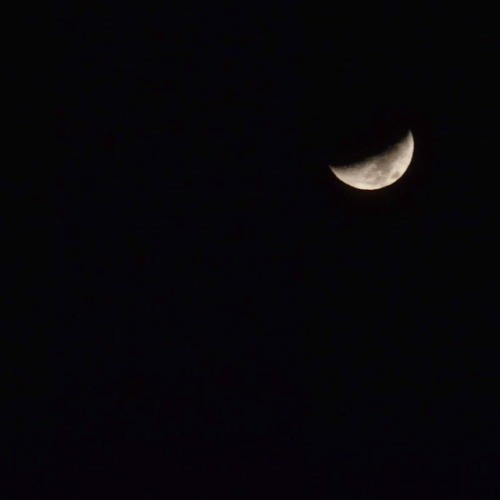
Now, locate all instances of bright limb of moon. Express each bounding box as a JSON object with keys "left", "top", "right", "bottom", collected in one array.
[{"left": 329, "top": 130, "right": 414, "bottom": 190}]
